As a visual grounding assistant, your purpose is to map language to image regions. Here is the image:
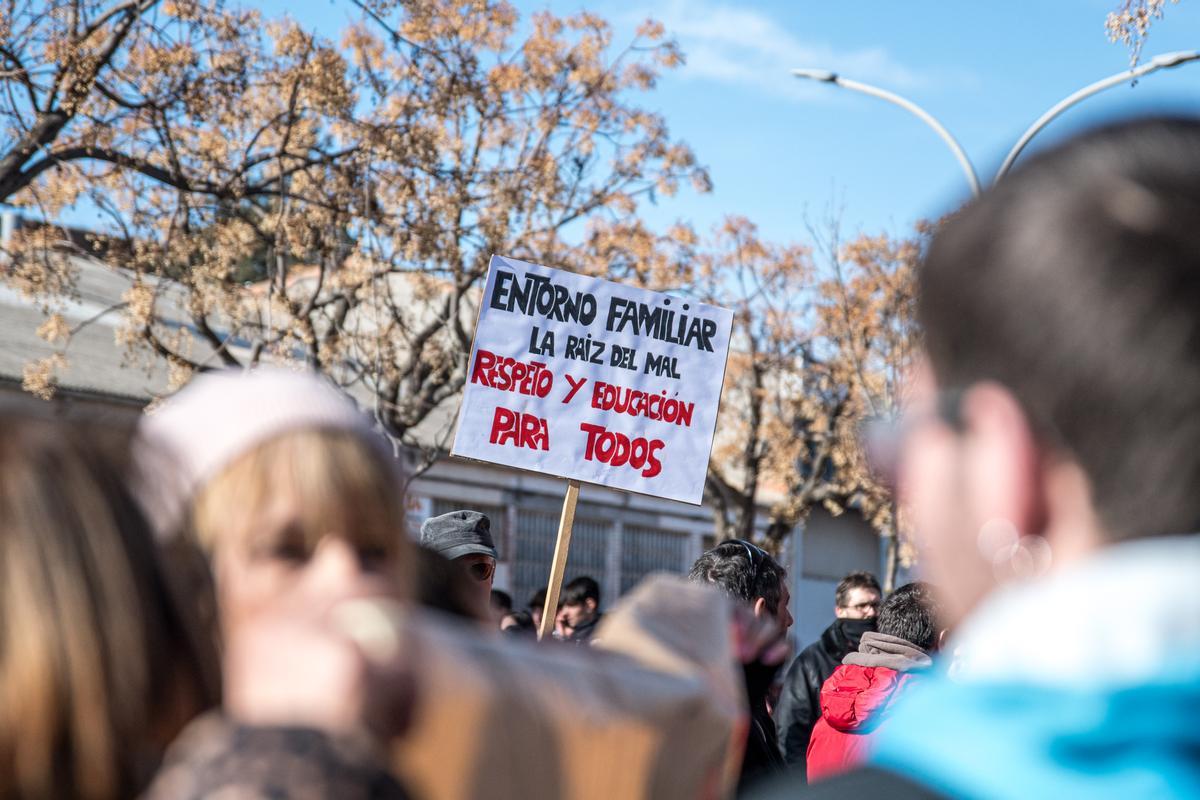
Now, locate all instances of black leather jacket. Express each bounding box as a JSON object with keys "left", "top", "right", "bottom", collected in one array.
[
  {"left": 773, "top": 618, "right": 876, "bottom": 776},
  {"left": 738, "top": 658, "right": 787, "bottom": 794}
]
